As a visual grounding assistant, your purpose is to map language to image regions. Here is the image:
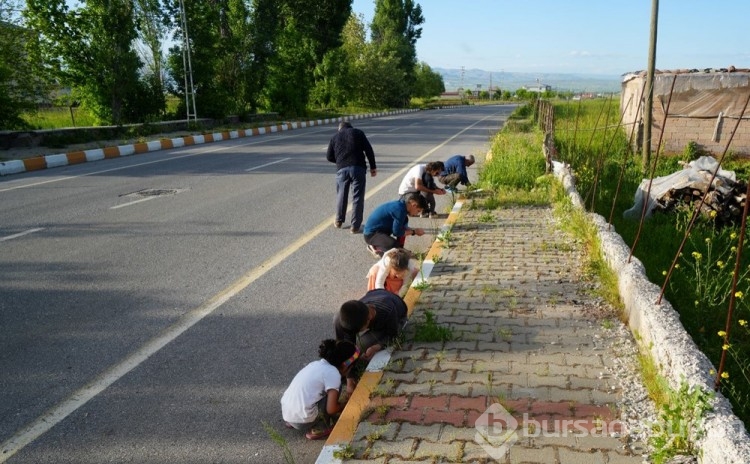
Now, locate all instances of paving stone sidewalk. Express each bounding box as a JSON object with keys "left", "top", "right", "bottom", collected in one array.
[{"left": 340, "top": 205, "right": 649, "bottom": 464}]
